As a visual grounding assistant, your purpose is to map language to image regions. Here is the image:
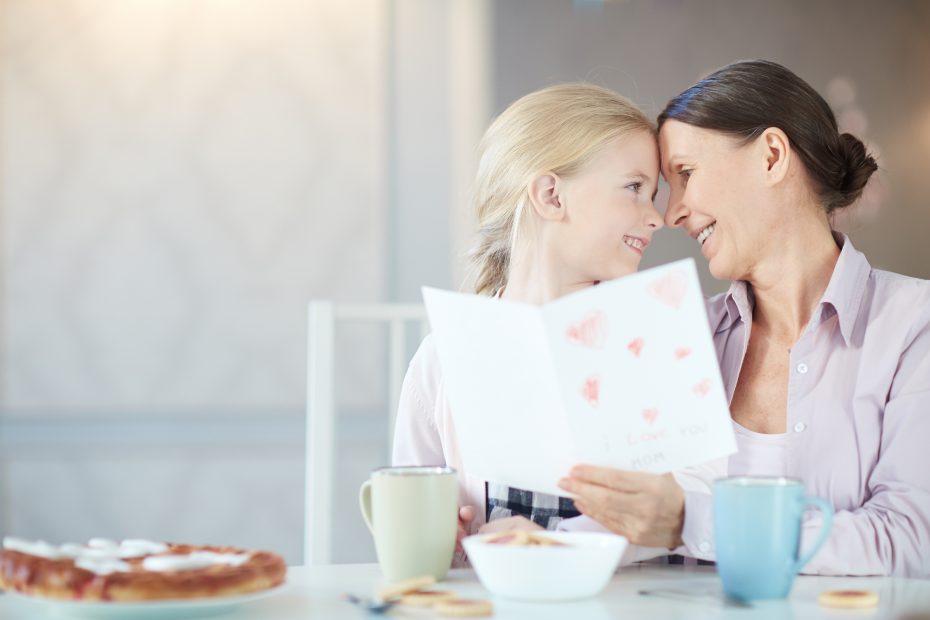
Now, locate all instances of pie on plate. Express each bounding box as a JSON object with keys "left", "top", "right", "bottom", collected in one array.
[{"left": 0, "top": 537, "right": 286, "bottom": 603}]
